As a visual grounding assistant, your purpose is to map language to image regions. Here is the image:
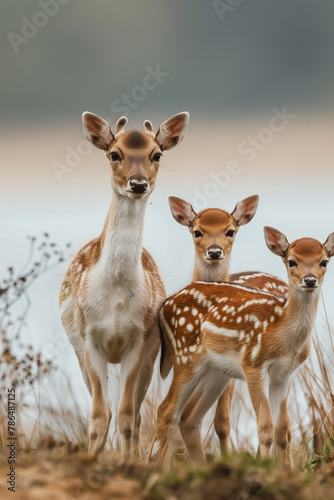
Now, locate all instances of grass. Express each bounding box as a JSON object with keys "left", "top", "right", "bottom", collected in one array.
[
  {"left": 0, "top": 234, "right": 334, "bottom": 498},
  {"left": 1, "top": 445, "right": 334, "bottom": 499}
]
